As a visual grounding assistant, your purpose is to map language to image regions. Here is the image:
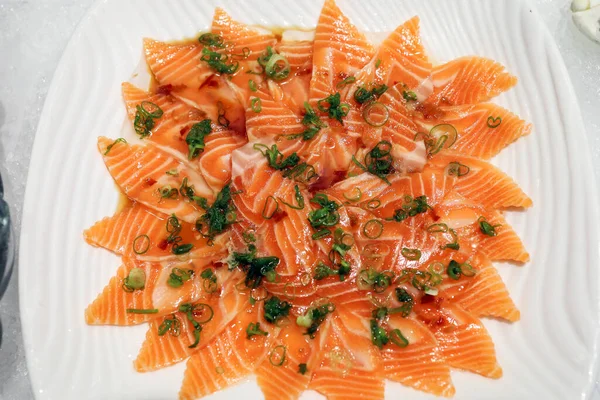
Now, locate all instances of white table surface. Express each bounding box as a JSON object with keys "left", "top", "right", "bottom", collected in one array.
[{"left": 0, "top": 0, "right": 598, "bottom": 399}]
